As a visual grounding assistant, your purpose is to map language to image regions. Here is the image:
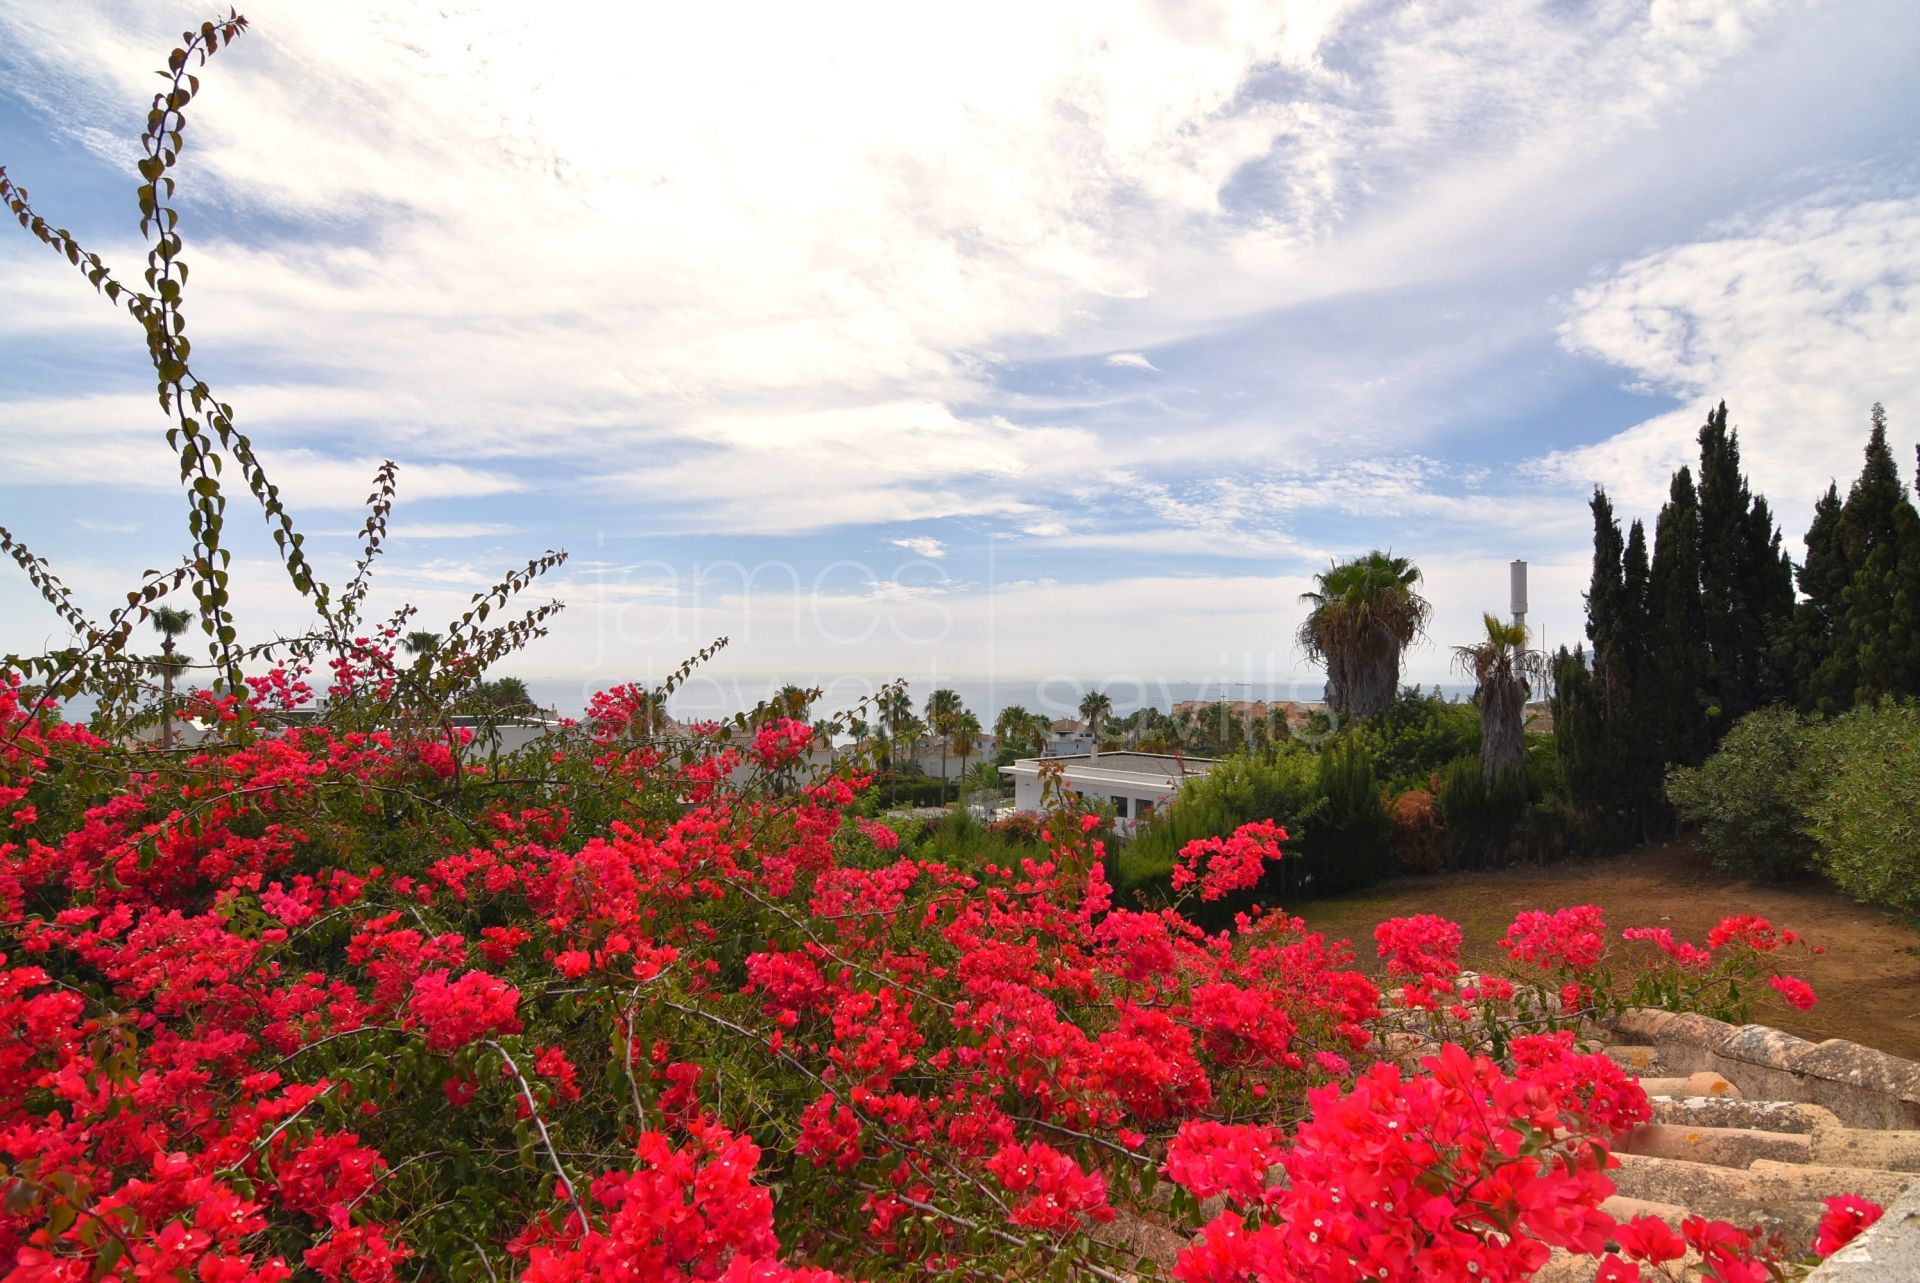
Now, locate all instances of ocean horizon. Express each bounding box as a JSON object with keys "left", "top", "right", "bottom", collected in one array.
[{"left": 517, "top": 675, "right": 1482, "bottom": 724}]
